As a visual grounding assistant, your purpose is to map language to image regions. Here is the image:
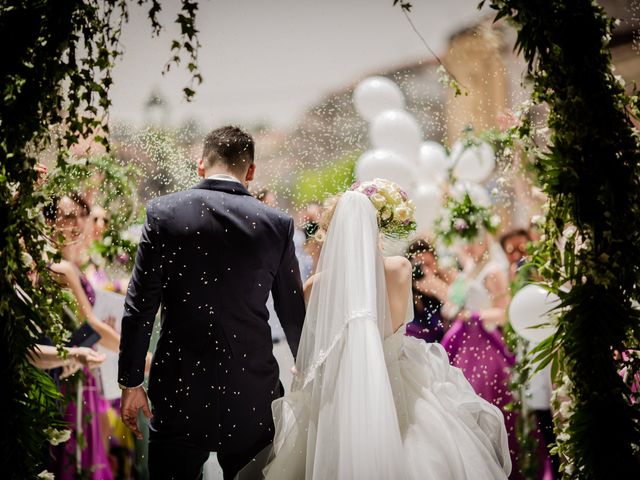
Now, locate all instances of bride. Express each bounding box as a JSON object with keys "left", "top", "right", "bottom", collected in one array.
[{"left": 243, "top": 179, "right": 511, "bottom": 480}]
